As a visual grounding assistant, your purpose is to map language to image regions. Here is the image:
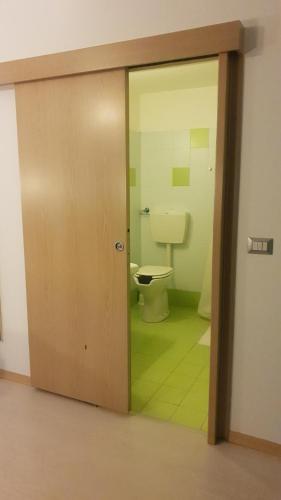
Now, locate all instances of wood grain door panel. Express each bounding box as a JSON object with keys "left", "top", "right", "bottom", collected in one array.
[{"left": 15, "top": 70, "right": 129, "bottom": 412}]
